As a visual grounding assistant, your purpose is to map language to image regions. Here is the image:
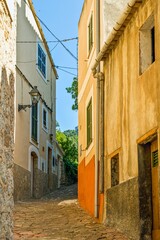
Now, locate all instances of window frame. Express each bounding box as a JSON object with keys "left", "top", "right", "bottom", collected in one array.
[
  {"left": 86, "top": 98, "right": 92, "bottom": 148},
  {"left": 31, "top": 103, "right": 38, "bottom": 142},
  {"left": 111, "top": 154, "right": 119, "bottom": 187},
  {"left": 52, "top": 155, "right": 55, "bottom": 168},
  {"left": 88, "top": 13, "right": 93, "bottom": 56},
  {"left": 139, "top": 14, "right": 155, "bottom": 75},
  {"left": 42, "top": 105, "right": 48, "bottom": 133},
  {"left": 37, "top": 42, "right": 47, "bottom": 80}
]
